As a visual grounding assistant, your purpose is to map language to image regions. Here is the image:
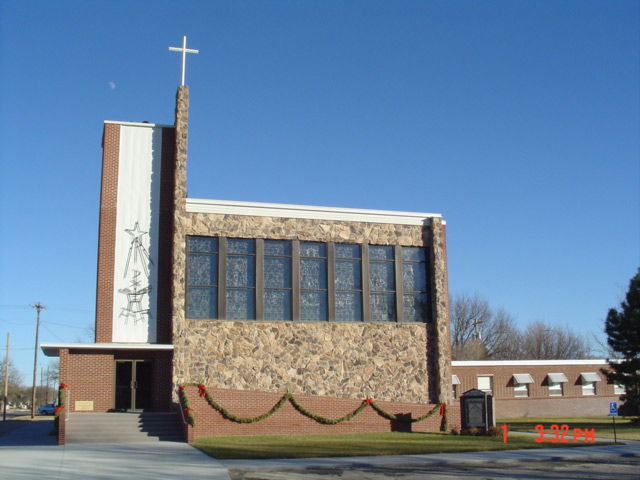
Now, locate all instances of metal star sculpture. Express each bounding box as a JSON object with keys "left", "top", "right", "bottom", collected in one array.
[{"left": 124, "top": 221, "right": 153, "bottom": 278}]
